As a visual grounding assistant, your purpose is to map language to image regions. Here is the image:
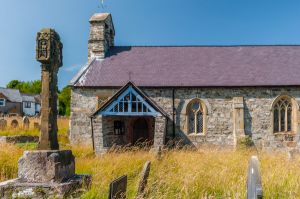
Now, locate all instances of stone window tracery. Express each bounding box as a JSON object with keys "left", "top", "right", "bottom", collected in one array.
[
  {"left": 187, "top": 100, "right": 204, "bottom": 134},
  {"left": 273, "top": 97, "right": 293, "bottom": 133}
]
